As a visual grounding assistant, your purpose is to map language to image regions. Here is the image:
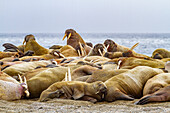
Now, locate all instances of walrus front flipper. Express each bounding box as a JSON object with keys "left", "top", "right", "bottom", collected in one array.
[
  {"left": 3, "top": 43, "right": 19, "bottom": 52},
  {"left": 72, "top": 88, "right": 84, "bottom": 100}
]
